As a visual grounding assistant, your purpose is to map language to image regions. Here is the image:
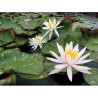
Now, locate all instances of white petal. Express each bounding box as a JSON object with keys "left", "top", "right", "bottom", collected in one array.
[
  {"left": 76, "top": 47, "right": 86, "bottom": 60},
  {"left": 72, "top": 65, "right": 91, "bottom": 70},
  {"left": 73, "top": 44, "right": 78, "bottom": 51},
  {"left": 50, "top": 51, "right": 60, "bottom": 60},
  {"left": 55, "top": 20, "right": 61, "bottom": 27},
  {"left": 69, "top": 41, "right": 73, "bottom": 49},
  {"left": 67, "top": 66, "right": 72, "bottom": 82},
  {"left": 56, "top": 26, "right": 64, "bottom": 29},
  {"left": 76, "top": 59, "right": 93, "bottom": 64},
  {"left": 55, "top": 64, "right": 68, "bottom": 68},
  {"left": 43, "top": 21, "right": 50, "bottom": 27},
  {"left": 65, "top": 43, "right": 69, "bottom": 51},
  {"left": 73, "top": 65, "right": 92, "bottom": 74},
  {"left": 56, "top": 43, "right": 65, "bottom": 62},
  {"left": 42, "top": 27, "right": 50, "bottom": 30},
  {"left": 54, "top": 19, "right": 56, "bottom": 24},
  {"left": 49, "top": 68, "right": 64, "bottom": 75},
  {"left": 46, "top": 57, "right": 62, "bottom": 63},
  {"left": 78, "top": 53, "right": 91, "bottom": 61},
  {"left": 66, "top": 54, "right": 71, "bottom": 64},
  {"left": 43, "top": 30, "right": 51, "bottom": 38},
  {"left": 54, "top": 29, "right": 59, "bottom": 37}
]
